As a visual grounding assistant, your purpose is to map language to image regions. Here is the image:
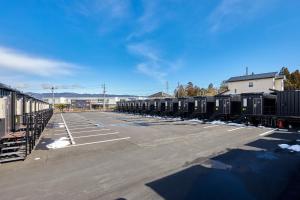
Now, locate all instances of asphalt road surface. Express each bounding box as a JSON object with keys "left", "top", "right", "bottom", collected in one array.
[{"left": 0, "top": 112, "right": 300, "bottom": 200}]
